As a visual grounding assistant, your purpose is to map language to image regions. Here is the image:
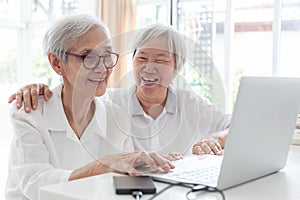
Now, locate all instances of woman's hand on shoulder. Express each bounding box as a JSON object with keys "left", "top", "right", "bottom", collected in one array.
[{"left": 8, "top": 83, "right": 52, "bottom": 113}]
